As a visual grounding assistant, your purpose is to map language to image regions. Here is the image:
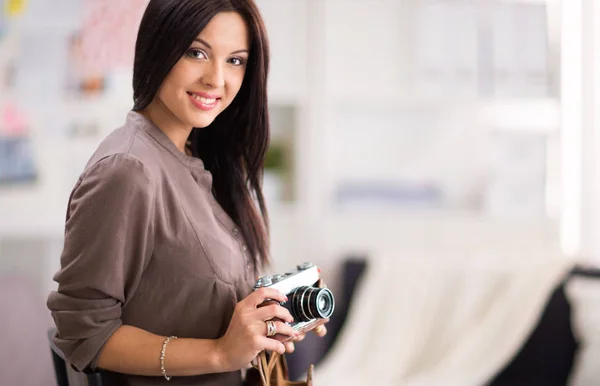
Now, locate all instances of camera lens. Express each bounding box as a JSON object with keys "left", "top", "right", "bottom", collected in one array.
[{"left": 289, "top": 286, "right": 335, "bottom": 322}]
